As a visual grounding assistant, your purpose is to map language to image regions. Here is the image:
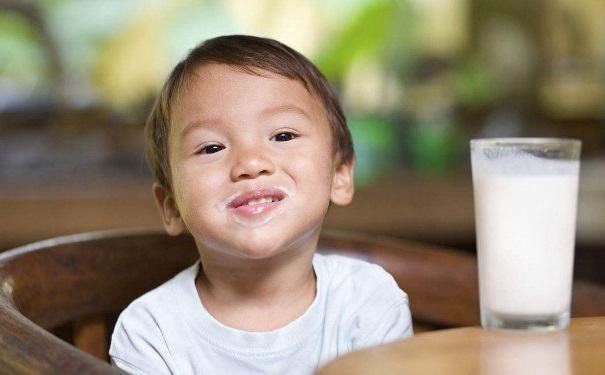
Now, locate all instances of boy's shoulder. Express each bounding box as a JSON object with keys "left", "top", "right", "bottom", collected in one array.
[
  {"left": 314, "top": 252, "right": 392, "bottom": 280},
  {"left": 313, "top": 253, "right": 403, "bottom": 297},
  {"left": 312, "top": 253, "right": 412, "bottom": 344}
]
